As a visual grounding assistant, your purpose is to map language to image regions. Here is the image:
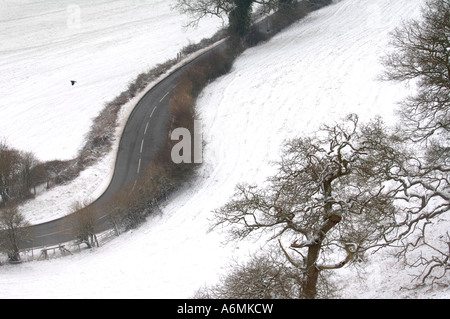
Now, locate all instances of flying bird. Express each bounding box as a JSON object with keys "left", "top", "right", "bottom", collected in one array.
[{"left": 71, "top": 80, "right": 77, "bottom": 86}]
